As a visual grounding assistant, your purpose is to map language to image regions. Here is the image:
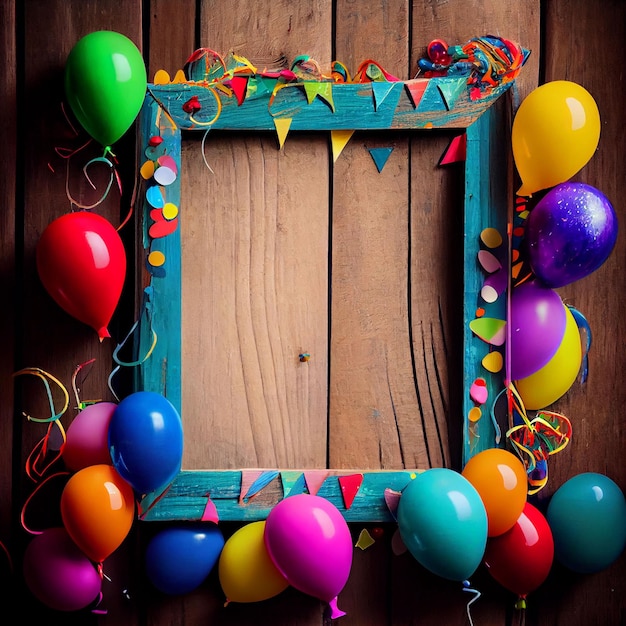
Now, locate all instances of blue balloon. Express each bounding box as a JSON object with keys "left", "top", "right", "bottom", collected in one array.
[
  {"left": 108, "top": 391, "right": 183, "bottom": 494},
  {"left": 146, "top": 525, "right": 225, "bottom": 595},
  {"left": 547, "top": 472, "right": 626, "bottom": 573},
  {"left": 397, "top": 468, "right": 488, "bottom": 581}
]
